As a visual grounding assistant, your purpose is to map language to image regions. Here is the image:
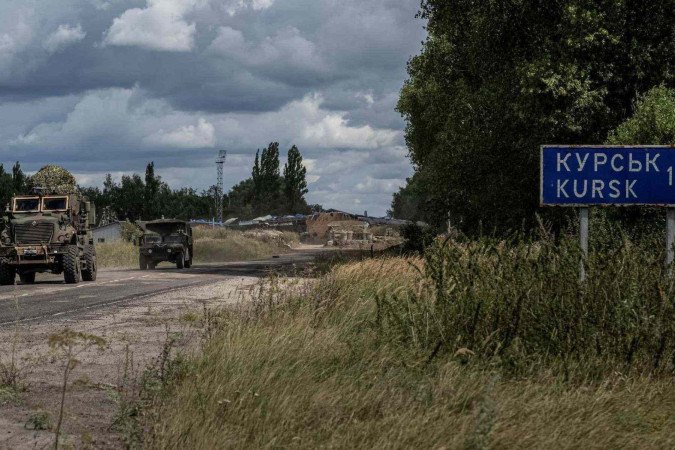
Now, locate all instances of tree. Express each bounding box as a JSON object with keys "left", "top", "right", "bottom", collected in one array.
[
  {"left": 118, "top": 174, "right": 146, "bottom": 221},
  {"left": 252, "top": 150, "right": 262, "bottom": 196},
  {"left": 602, "top": 86, "right": 675, "bottom": 233},
  {"left": 398, "top": 0, "right": 675, "bottom": 233},
  {"left": 283, "top": 145, "right": 309, "bottom": 213},
  {"left": 0, "top": 165, "right": 13, "bottom": 209},
  {"left": 389, "top": 175, "right": 422, "bottom": 220},
  {"left": 607, "top": 86, "right": 675, "bottom": 146},
  {"left": 261, "top": 142, "right": 281, "bottom": 196},
  {"left": 144, "top": 162, "right": 161, "bottom": 219},
  {"left": 253, "top": 142, "right": 282, "bottom": 214},
  {"left": 11, "top": 162, "right": 25, "bottom": 194}
]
